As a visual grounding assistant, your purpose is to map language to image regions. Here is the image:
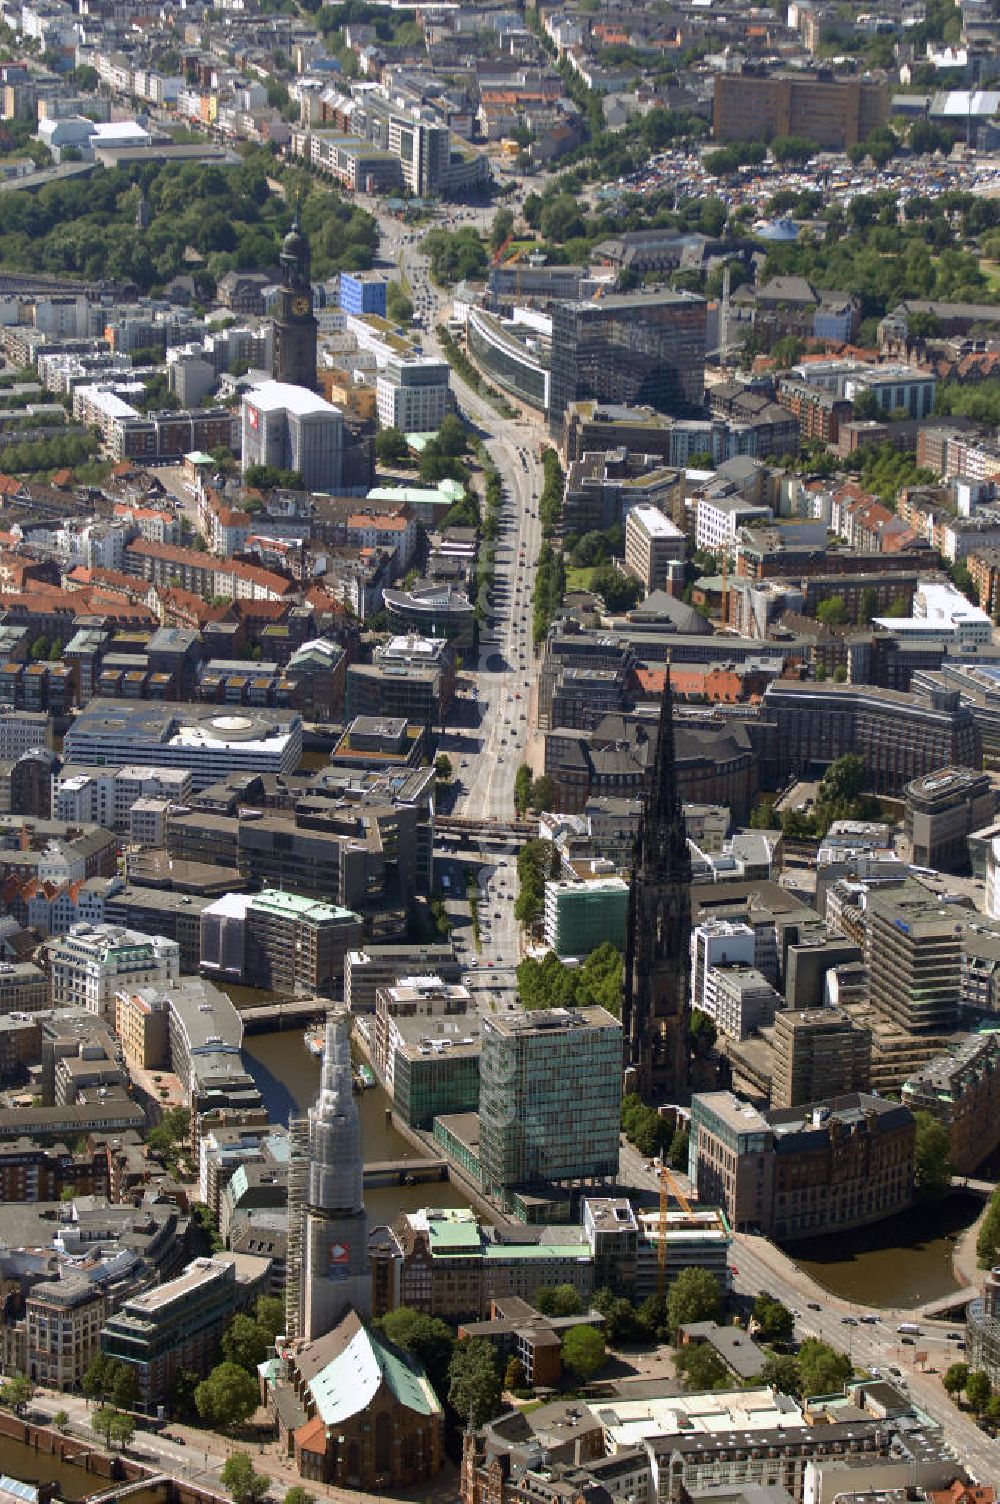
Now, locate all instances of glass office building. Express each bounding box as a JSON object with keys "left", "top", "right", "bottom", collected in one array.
[
  {"left": 478, "top": 1006, "right": 621, "bottom": 1202},
  {"left": 549, "top": 291, "right": 706, "bottom": 433},
  {"left": 467, "top": 308, "right": 550, "bottom": 410}
]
